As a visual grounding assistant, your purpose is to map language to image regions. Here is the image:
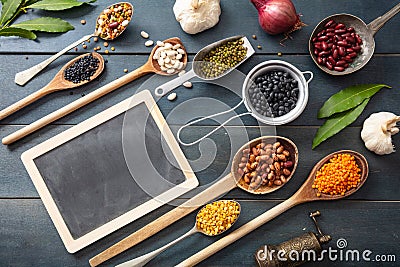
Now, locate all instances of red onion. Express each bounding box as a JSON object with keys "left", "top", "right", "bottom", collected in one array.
[{"left": 250, "top": 0, "right": 305, "bottom": 35}]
